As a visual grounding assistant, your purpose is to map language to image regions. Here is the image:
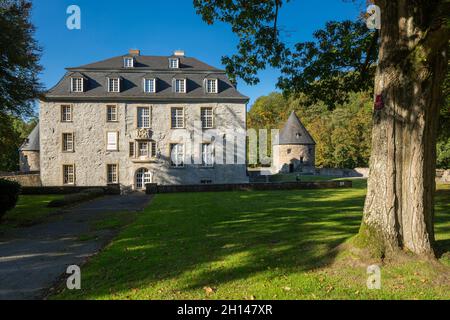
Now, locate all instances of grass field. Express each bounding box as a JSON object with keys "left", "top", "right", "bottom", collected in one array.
[
  {"left": 53, "top": 180, "right": 450, "bottom": 300},
  {"left": 0, "top": 194, "right": 64, "bottom": 229}
]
